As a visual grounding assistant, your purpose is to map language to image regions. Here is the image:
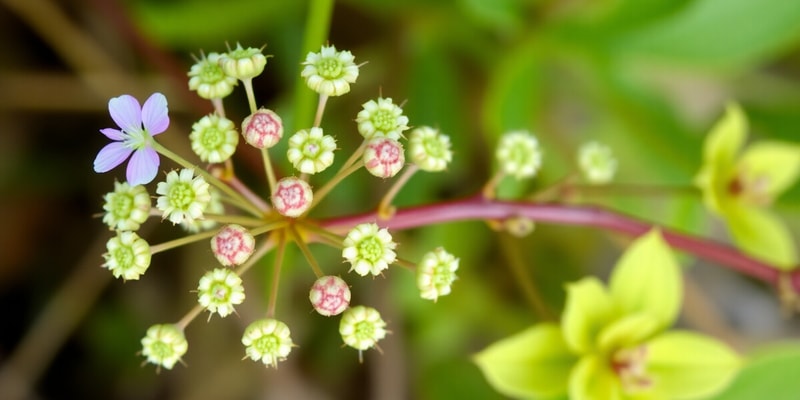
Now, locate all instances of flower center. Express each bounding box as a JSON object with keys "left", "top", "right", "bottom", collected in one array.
[
  {"left": 211, "top": 282, "right": 230, "bottom": 301},
  {"left": 110, "top": 193, "right": 134, "bottom": 219},
  {"left": 123, "top": 127, "right": 152, "bottom": 151},
  {"left": 729, "top": 172, "right": 771, "bottom": 206},
  {"left": 357, "top": 237, "right": 384, "bottom": 263},
  {"left": 201, "top": 127, "right": 225, "bottom": 149},
  {"left": 371, "top": 109, "right": 396, "bottom": 132},
  {"left": 610, "top": 346, "right": 653, "bottom": 394},
  {"left": 303, "top": 140, "right": 321, "bottom": 158},
  {"left": 254, "top": 334, "right": 280, "bottom": 354},
  {"left": 168, "top": 182, "right": 196, "bottom": 210},
  {"left": 151, "top": 341, "right": 173, "bottom": 360},
  {"left": 201, "top": 62, "right": 226, "bottom": 83},
  {"left": 354, "top": 321, "right": 375, "bottom": 340},
  {"left": 433, "top": 264, "right": 454, "bottom": 286},
  {"left": 112, "top": 246, "right": 134, "bottom": 268},
  {"left": 317, "top": 57, "right": 344, "bottom": 79},
  {"left": 424, "top": 138, "right": 446, "bottom": 157}
]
